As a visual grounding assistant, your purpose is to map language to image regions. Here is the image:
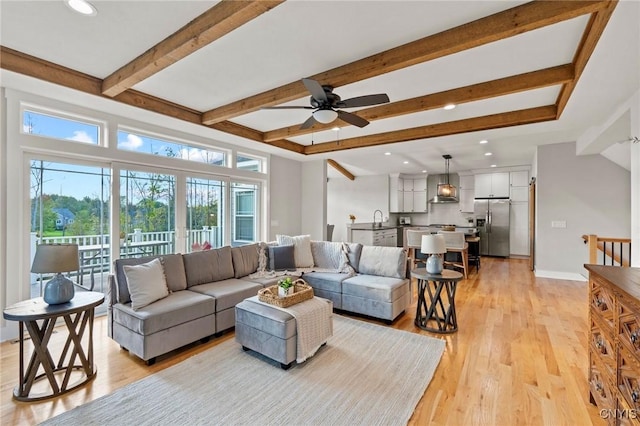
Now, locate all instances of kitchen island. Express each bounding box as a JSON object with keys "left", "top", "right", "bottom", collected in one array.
[{"left": 348, "top": 223, "right": 399, "bottom": 247}]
